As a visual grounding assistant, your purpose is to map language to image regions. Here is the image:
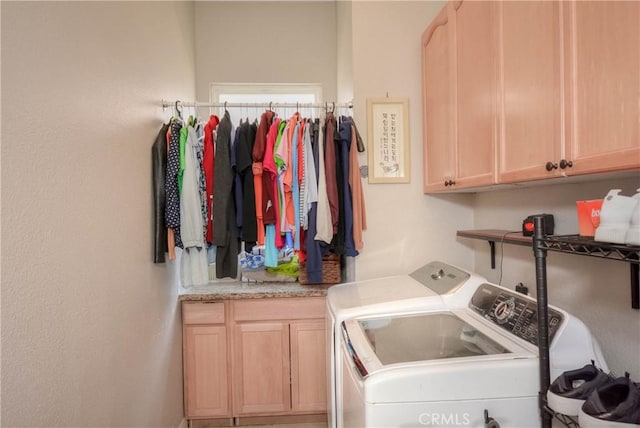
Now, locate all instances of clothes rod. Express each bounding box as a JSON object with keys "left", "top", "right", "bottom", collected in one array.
[{"left": 162, "top": 99, "right": 353, "bottom": 110}]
